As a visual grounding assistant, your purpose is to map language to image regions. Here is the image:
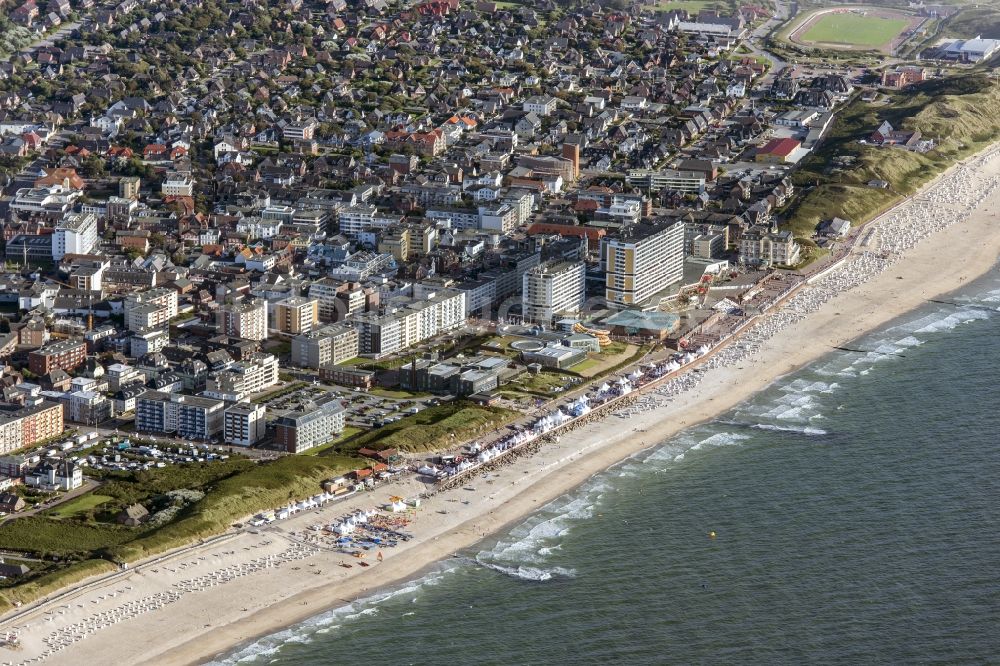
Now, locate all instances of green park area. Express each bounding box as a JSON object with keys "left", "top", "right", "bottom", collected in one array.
[{"left": 801, "top": 13, "right": 907, "bottom": 49}]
